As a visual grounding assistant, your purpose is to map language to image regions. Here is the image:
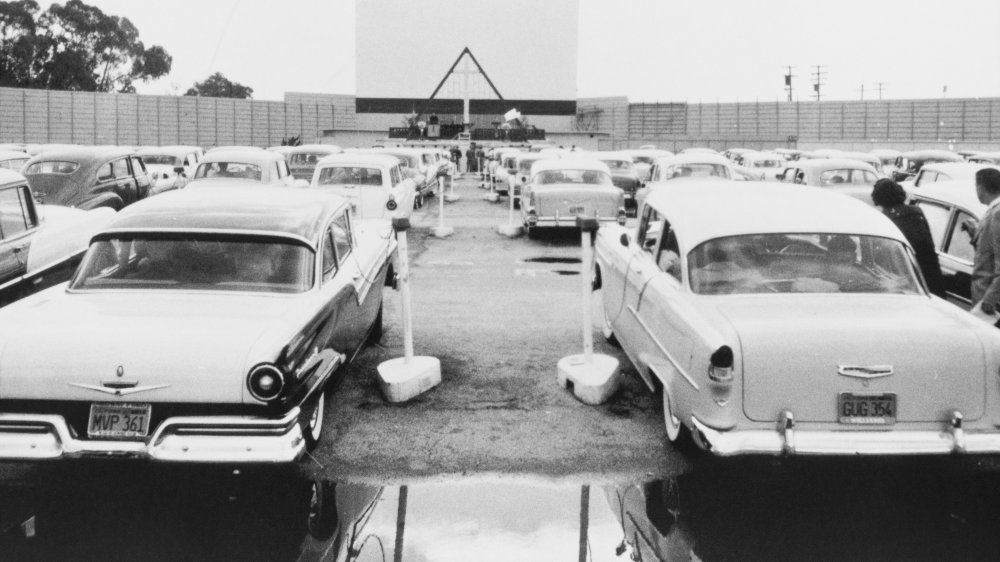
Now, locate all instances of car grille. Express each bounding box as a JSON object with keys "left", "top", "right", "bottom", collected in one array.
[{"left": 0, "top": 400, "right": 273, "bottom": 440}]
